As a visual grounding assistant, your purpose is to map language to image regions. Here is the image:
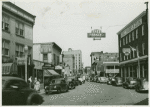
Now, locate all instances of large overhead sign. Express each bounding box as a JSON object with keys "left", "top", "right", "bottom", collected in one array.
[{"left": 87, "top": 29, "right": 106, "bottom": 40}]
